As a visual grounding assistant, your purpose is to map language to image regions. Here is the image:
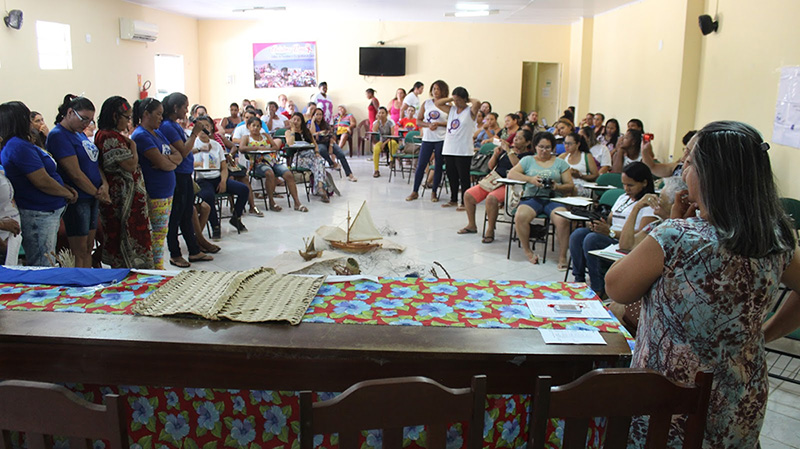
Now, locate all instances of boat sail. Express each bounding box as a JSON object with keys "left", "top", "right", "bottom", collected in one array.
[{"left": 329, "top": 201, "right": 382, "bottom": 253}]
